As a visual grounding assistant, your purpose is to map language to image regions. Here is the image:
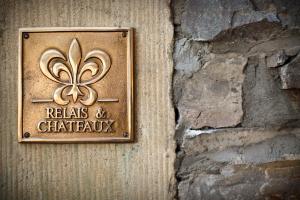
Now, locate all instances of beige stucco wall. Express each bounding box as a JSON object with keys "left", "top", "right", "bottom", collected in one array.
[{"left": 0, "top": 0, "right": 175, "bottom": 199}]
